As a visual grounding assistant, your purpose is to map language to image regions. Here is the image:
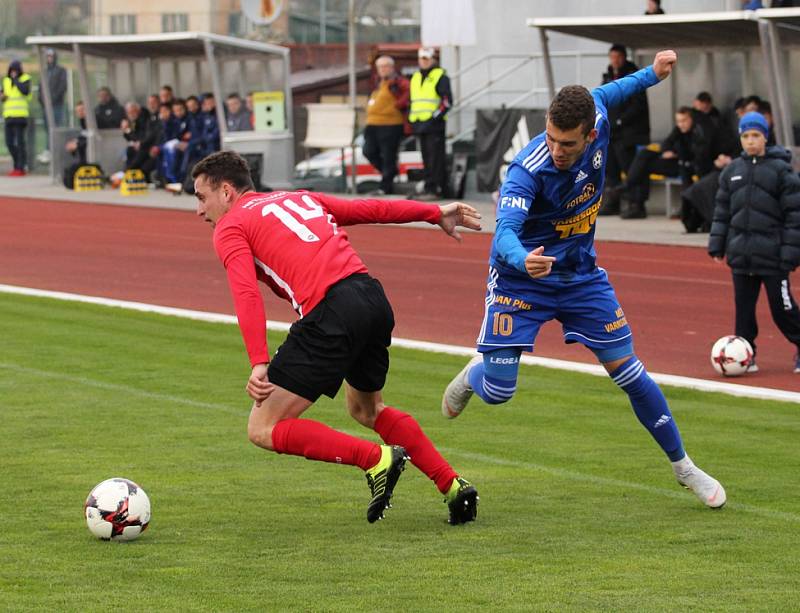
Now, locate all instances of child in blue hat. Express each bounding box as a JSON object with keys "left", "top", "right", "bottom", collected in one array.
[{"left": 708, "top": 111, "right": 800, "bottom": 373}]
